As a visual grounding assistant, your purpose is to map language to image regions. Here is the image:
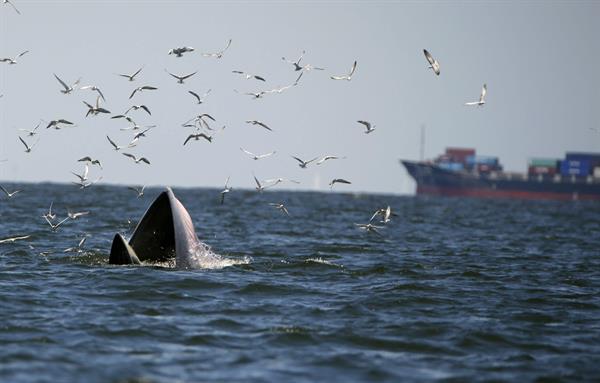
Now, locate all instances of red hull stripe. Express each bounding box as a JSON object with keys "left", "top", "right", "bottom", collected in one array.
[{"left": 416, "top": 185, "right": 600, "bottom": 201}]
